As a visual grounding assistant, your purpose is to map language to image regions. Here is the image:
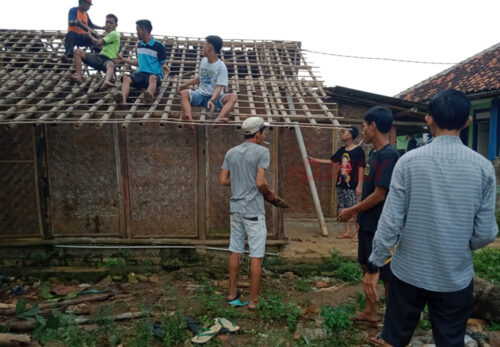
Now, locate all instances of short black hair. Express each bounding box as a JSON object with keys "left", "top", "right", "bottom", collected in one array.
[
  {"left": 106, "top": 14, "right": 118, "bottom": 24},
  {"left": 428, "top": 89, "right": 471, "bottom": 130},
  {"left": 205, "top": 35, "right": 223, "bottom": 54},
  {"left": 364, "top": 106, "right": 393, "bottom": 134},
  {"left": 348, "top": 127, "right": 359, "bottom": 139},
  {"left": 244, "top": 127, "right": 265, "bottom": 139},
  {"left": 136, "top": 19, "right": 152, "bottom": 33},
  {"left": 79, "top": 0, "right": 91, "bottom": 6}
]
